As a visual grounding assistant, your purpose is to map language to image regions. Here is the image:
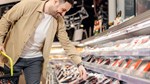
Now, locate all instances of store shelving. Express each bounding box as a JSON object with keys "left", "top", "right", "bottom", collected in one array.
[
  {"left": 83, "top": 62, "right": 150, "bottom": 84},
  {"left": 79, "top": 9, "right": 150, "bottom": 84}
]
